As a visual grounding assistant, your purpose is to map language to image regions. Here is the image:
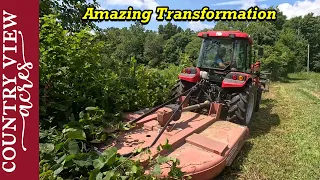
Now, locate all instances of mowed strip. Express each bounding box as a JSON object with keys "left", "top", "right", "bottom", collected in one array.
[{"left": 219, "top": 73, "right": 320, "bottom": 180}]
